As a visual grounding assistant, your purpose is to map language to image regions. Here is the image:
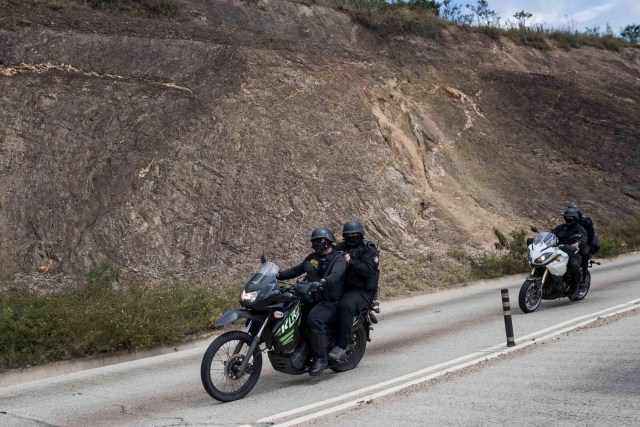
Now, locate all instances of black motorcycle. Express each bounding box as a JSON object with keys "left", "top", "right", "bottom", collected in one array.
[{"left": 200, "top": 258, "right": 379, "bottom": 402}]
